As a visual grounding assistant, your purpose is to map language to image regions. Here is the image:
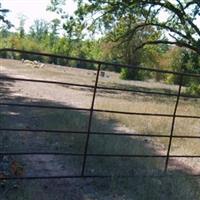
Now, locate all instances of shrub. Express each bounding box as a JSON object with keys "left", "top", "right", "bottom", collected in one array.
[
  {"left": 186, "top": 83, "right": 200, "bottom": 96},
  {"left": 120, "top": 67, "right": 149, "bottom": 81}
]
